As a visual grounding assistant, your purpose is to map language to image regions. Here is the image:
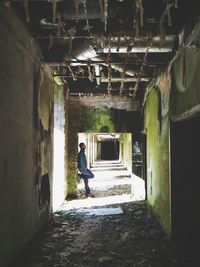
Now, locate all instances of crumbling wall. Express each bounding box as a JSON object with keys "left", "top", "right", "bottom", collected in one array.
[
  {"left": 144, "top": 77, "right": 171, "bottom": 235},
  {"left": 0, "top": 4, "right": 53, "bottom": 266},
  {"left": 36, "top": 64, "right": 54, "bottom": 208}
]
